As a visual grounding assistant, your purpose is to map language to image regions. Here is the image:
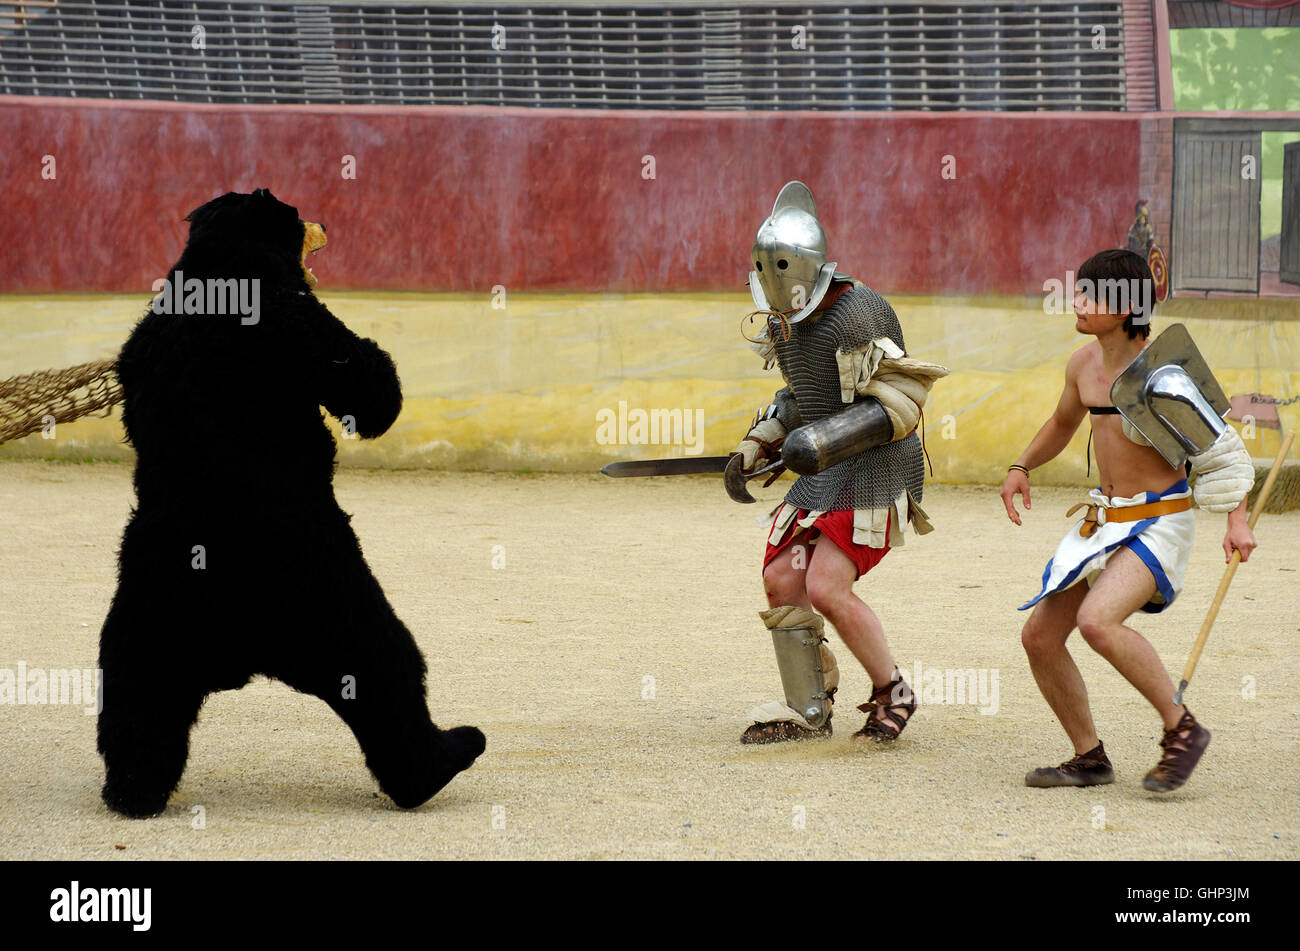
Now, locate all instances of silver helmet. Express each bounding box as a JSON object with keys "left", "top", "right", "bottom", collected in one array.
[{"left": 748, "top": 181, "right": 840, "bottom": 324}]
